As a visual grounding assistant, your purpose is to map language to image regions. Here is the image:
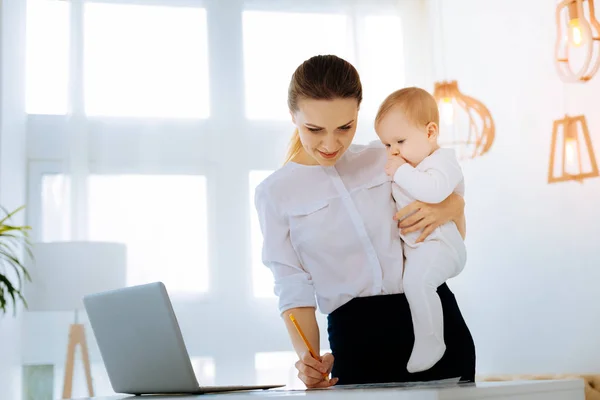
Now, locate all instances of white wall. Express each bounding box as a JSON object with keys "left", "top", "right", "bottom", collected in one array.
[
  {"left": 431, "top": 0, "right": 600, "bottom": 375},
  {"left": 0, "top": 0, "right": 27, "bottom": 398}
]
